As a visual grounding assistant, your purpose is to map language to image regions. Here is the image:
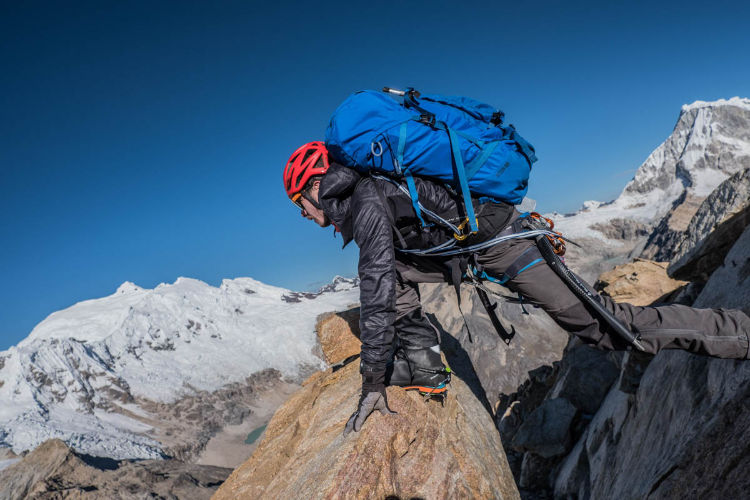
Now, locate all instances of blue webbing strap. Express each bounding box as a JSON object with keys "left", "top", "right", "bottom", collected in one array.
[
  {"left": 475, "top": 258, "right": 543, "bottom": 285},
  {"left": 446, "top": 126, "right": 479, "bottom": 233},
  {"left": 396, "top": 121, "right": 429, "bottom": 228},
  {"left": 511, "top": 258, "right": 543, "bottom": 279},
  {"left": 466, "top": 140, "right": 500, "bottom": 180},
  {"left": 395, "top": 122, "right": 407, "bottom": 175},
  {"left": 404, "top": 169, "right": 429, "bottom": 228}
]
